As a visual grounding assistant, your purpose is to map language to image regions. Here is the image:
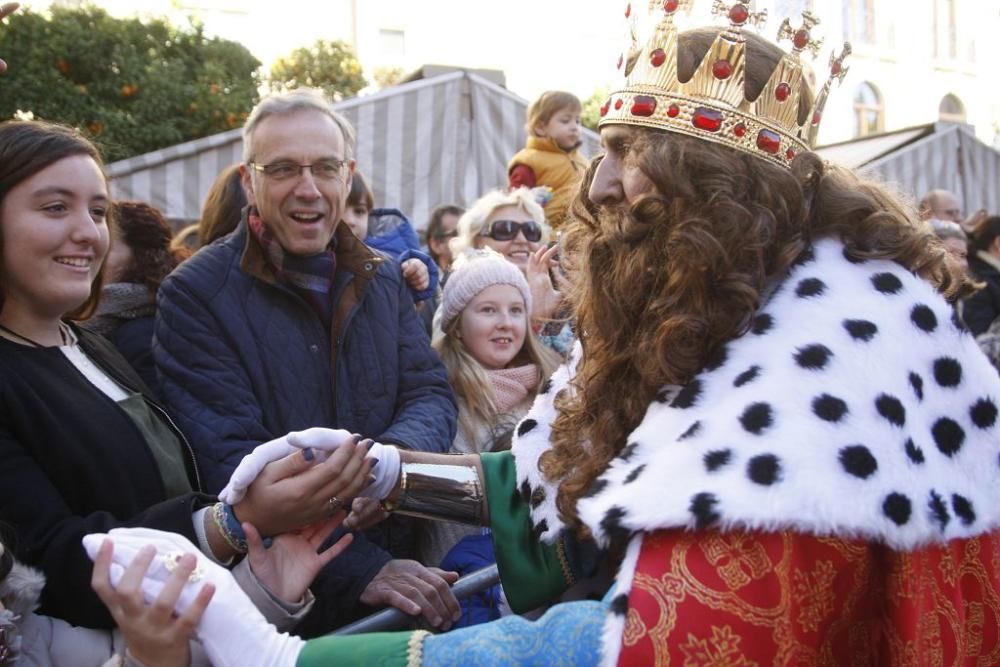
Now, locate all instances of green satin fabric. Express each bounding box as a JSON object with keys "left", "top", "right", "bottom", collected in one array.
[
  {"left": 297, "top": 631, "right": 415, "bottom": 667},
  {"left": 480, "top": 451, "right": 572, "bottom": 613}
]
